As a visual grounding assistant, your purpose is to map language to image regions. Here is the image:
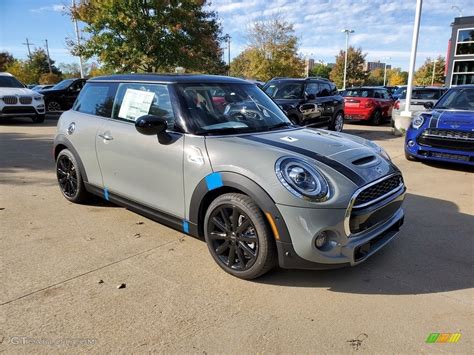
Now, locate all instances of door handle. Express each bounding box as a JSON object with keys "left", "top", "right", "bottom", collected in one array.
[{"left": 98, "top": 133, "right": 114, "bottom": 141}]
